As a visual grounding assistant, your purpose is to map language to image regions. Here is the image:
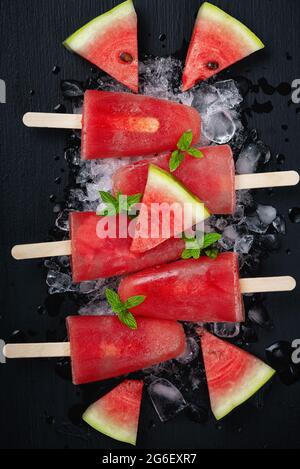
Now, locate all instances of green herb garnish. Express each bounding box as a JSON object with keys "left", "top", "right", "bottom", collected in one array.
[
  {"left": 105, "top": 288, "right": 146, "bottom": 330},
  {"left": 170, "top": 130, "right": 204, "bottom": 172},
  {"left": 98, "top": 191, "right": 142, "bottom": 217},
  {"left": 181, "top": 232, "right": 221, "bottom": 260}
]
